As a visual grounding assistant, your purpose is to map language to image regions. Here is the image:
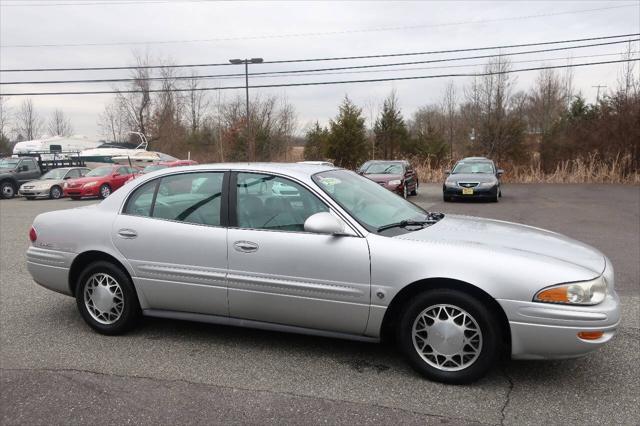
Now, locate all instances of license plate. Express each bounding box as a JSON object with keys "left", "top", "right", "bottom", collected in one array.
[{"left": 462, "top": 188, "right": 474, "bottom": 195}]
